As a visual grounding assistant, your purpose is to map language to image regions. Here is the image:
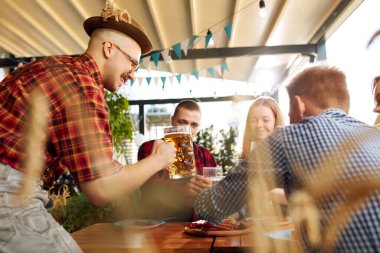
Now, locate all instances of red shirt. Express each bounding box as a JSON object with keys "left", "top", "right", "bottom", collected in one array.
[
  {"left": 0, "top": 53, "right": 122, "bottom": 184},
  {"left": 137, "top": 139, "right": 217, "bottom": 221}
]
